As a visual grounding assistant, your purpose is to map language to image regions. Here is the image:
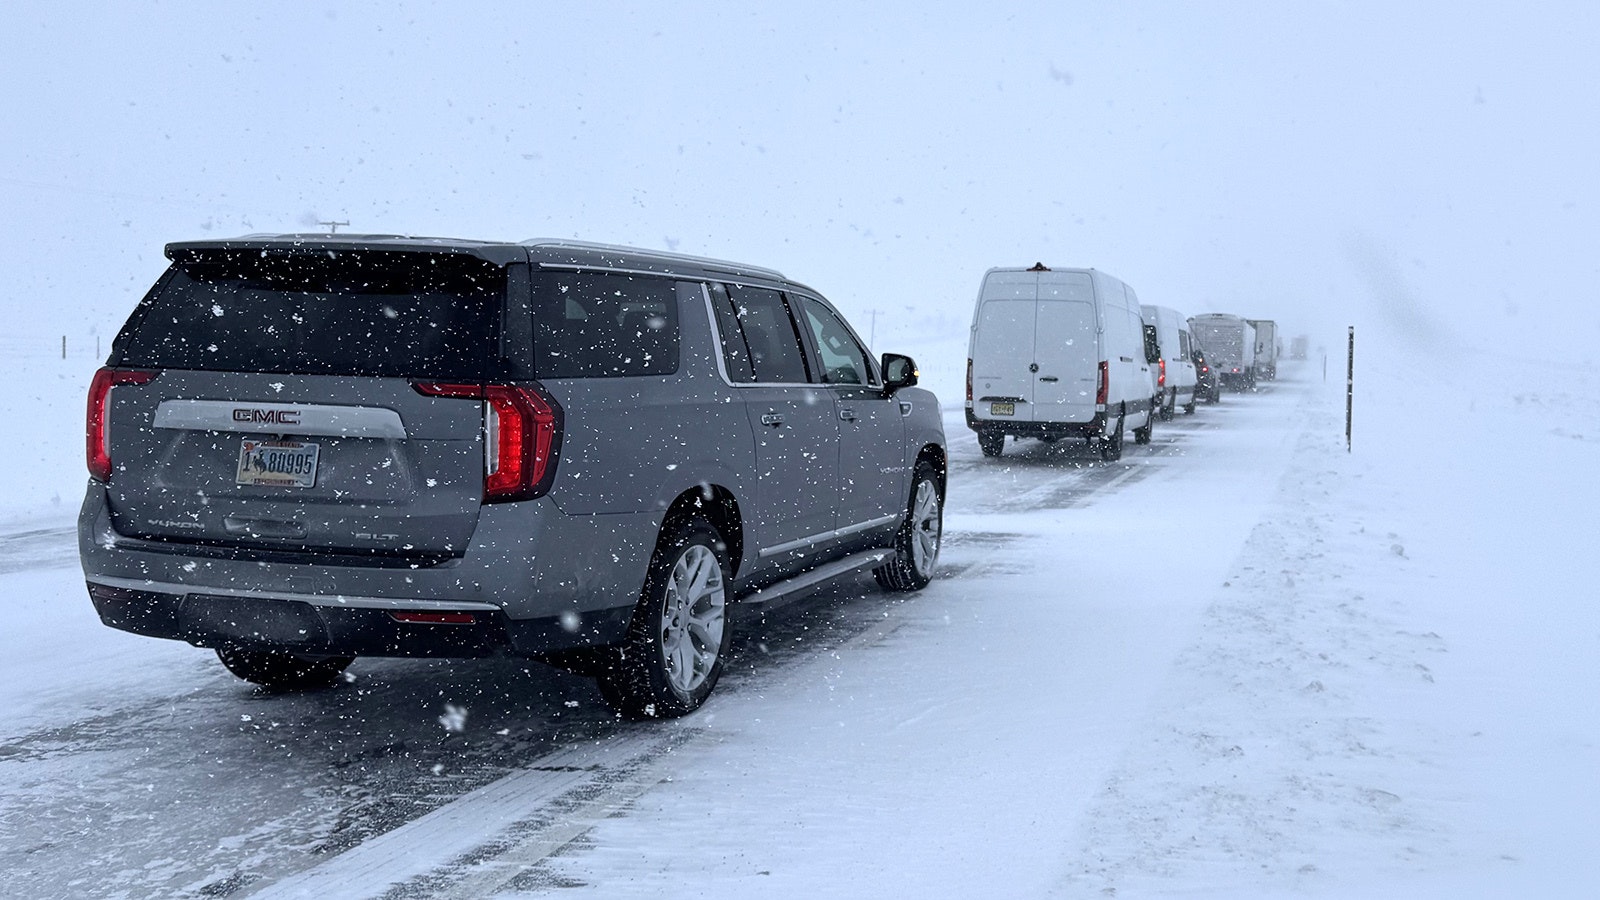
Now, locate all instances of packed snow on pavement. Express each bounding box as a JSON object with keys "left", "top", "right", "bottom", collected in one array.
[{"left": 0, "top": 322, "right": 1595, "bottom": 898}]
